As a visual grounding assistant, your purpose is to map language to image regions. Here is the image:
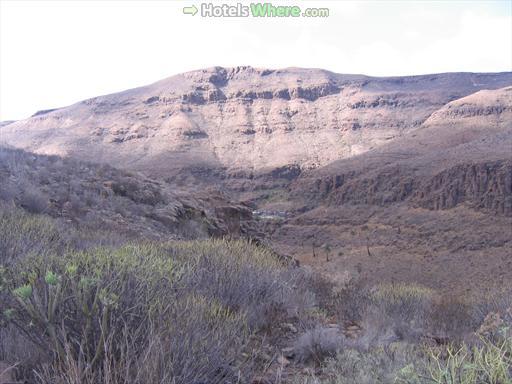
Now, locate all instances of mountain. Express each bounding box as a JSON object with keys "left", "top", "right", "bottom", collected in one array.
[
  {"left": 1, "top": 67, "right": 511, "bottom": 177},
  {"left": 1, "top": 66, "right": 511, "bottom": 294},
  {"left": 293, "top": 86, "right": 512, "bottom": 211}
]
